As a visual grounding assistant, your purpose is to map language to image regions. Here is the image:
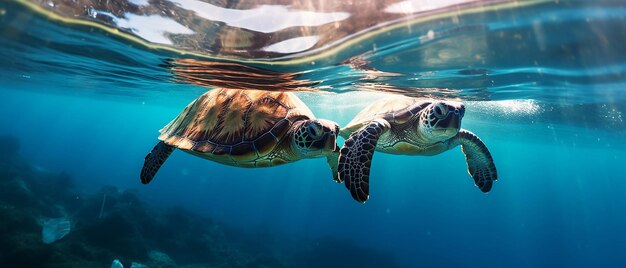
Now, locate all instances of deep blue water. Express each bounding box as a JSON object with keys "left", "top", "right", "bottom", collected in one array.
[{"left": 1, "top": 0, "right": 626, "bottom": 267}]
